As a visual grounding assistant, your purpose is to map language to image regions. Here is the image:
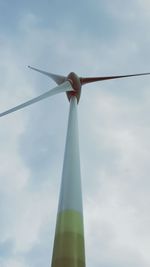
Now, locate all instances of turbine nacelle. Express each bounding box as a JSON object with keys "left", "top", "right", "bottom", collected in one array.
[{"left": 66, "top": 72, "right": 81, "bottom": 103}]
